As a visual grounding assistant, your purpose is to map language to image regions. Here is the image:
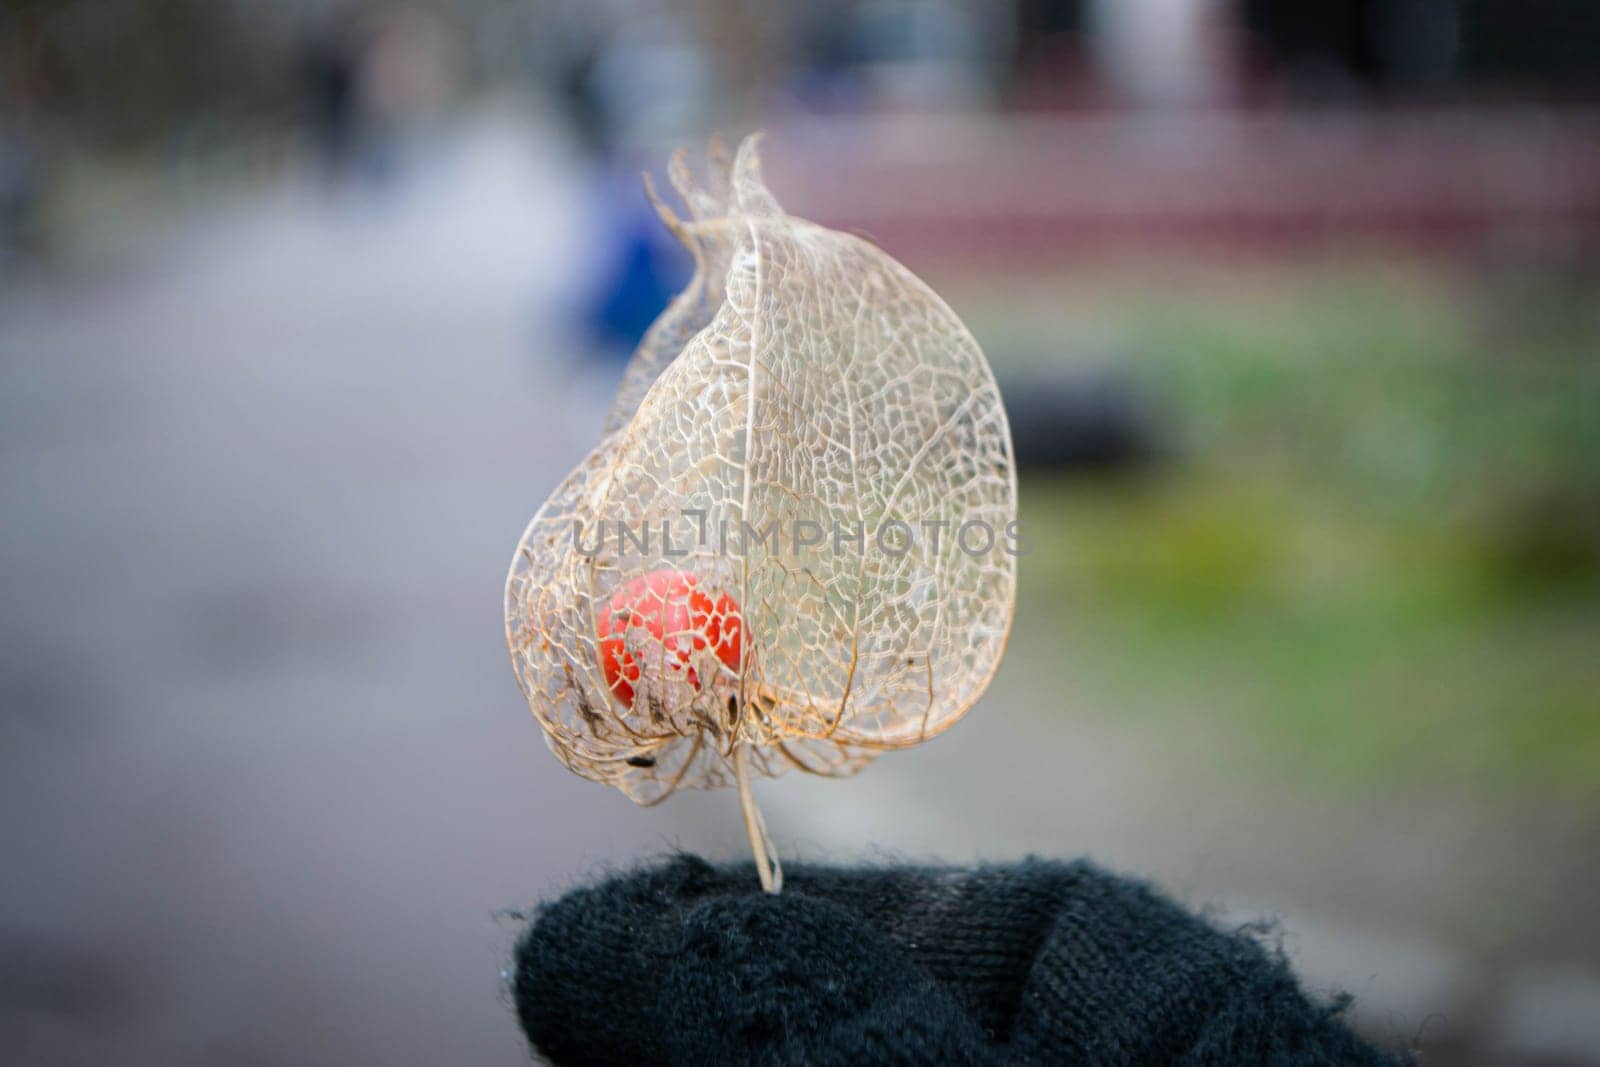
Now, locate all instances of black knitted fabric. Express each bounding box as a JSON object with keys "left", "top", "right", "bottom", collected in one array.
[{"left": 513, "top": 855, "right": 1409, "bottom": 1066}]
